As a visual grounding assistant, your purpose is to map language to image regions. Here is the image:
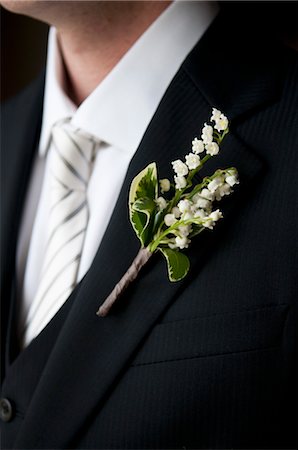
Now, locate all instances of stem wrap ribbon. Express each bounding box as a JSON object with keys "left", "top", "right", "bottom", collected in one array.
[{"left": 97, "top": 248, "right": 152, "bottom": 317}]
